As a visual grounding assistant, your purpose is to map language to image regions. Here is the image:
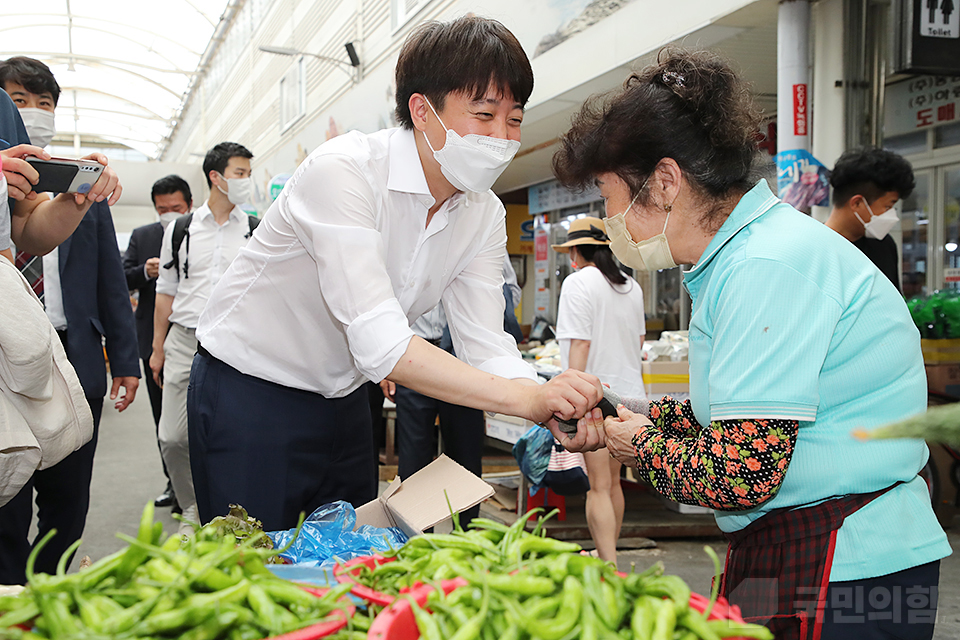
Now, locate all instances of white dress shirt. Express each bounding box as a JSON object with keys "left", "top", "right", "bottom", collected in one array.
[
  {"left": 42, "top": 248, "right": 67, "bottom": 331},
  {"left": 411, "top": 304, "right": 447, "bottom": 342},
  {"left": 156, "top": 203, "right": 251, "bottom": 329},
  {"left": 197, "top": 127, "right": 537, "bottom": 398}
]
